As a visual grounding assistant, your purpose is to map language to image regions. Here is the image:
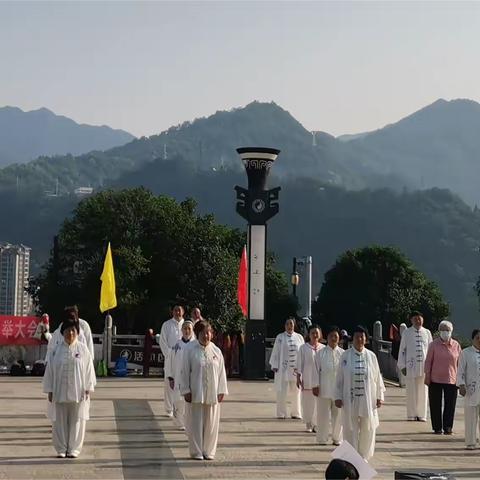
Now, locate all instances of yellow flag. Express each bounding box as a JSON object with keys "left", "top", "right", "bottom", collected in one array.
[{"left": 100, "top": 242, "right": 117, "bottom": 313}]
